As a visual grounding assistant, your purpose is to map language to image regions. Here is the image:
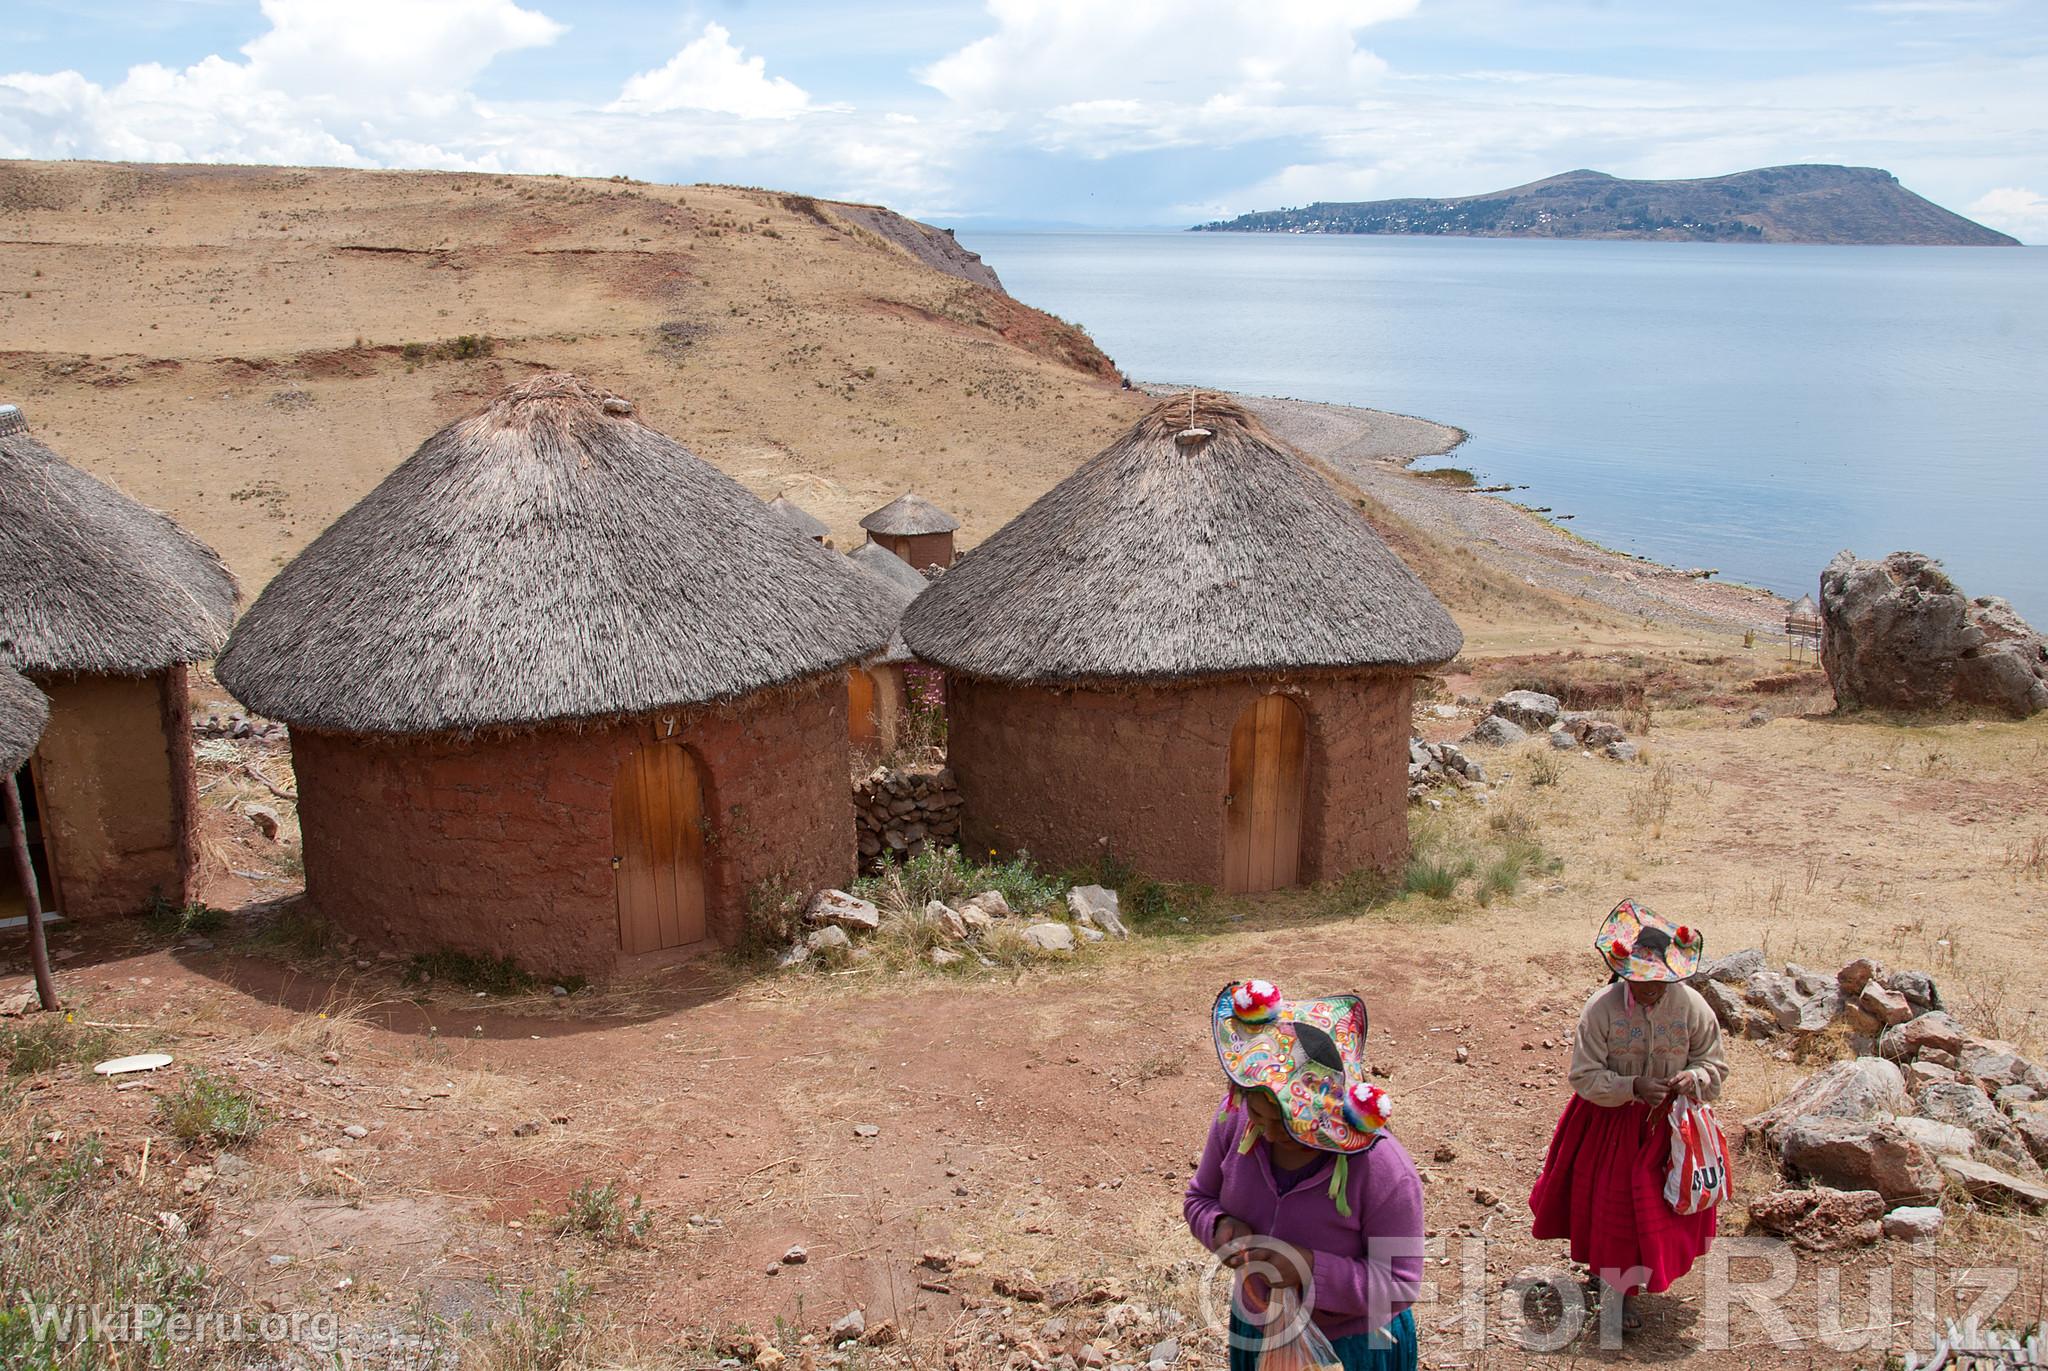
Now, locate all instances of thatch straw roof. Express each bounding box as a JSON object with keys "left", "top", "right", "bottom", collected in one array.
[
  {"left": 0, "top": 667, "right": 48, "bottom": 776},
  {"left": 0, "top": 410, "right": 238, "bottom": 675},
  {"left": 768, "top": 494, "right": 828, "bottom": 540},
  {"left": 848, "top": 540, "right": 928, "bottom": 666},
  {"left": 901, "top": 393, "right": 1462, "bottom": 683},
  {"left": 861, "top": 492, "right": 958, "bottom": 537},
  {"left": 1786, "top": 594, "right": 1821, "bottom": 624},
  {"left": 218, "top": 374, "right": 891, "bottom": 734}
]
